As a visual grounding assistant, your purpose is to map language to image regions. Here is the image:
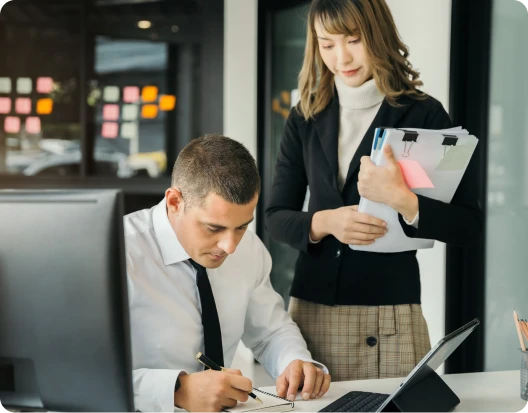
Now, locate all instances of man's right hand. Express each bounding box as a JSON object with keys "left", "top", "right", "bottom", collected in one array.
[
  {"left": 174, "top": 368, "right": 253, "bottom": 412},
  {"left": 310, "top": 206, "right": 387, "bottom": 245}
]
